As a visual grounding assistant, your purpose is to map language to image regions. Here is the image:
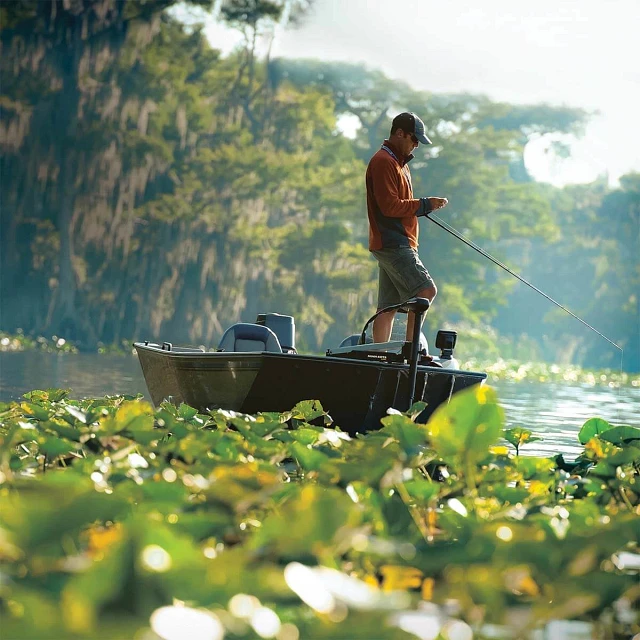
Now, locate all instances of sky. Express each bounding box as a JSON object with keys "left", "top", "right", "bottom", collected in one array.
[{"left": 201, "top": 0, "right": 640, "bottom": 186}]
